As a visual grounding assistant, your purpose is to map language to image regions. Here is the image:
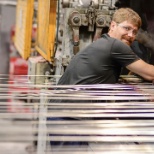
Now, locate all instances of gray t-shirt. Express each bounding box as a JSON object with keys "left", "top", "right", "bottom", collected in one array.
[{"left": 58, "top": 34, "right": 140, "bottom": 85}]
